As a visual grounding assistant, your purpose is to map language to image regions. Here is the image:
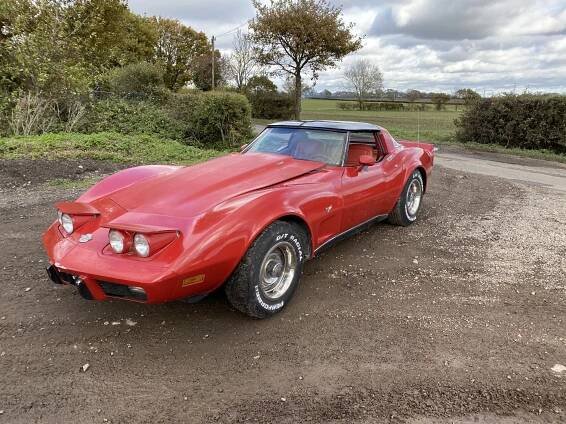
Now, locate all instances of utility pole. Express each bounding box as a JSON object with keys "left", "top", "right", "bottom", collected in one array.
[{"left": 211, "top": 35, "right": 216, "bottom": 90}]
